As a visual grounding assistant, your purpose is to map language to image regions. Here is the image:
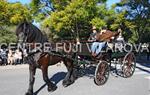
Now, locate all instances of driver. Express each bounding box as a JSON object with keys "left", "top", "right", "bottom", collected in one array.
[{"left": 88, "top": 26, "right": 106, "bottom": 57}]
